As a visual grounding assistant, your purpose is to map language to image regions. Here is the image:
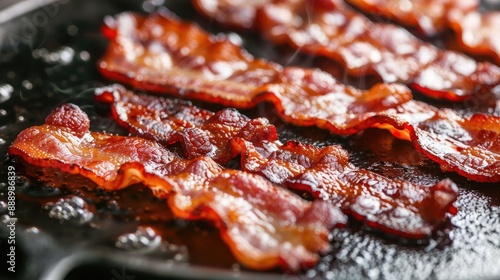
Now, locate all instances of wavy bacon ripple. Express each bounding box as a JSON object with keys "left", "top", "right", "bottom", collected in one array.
[
  {"left": 95, "top": 84, "right": 459, "bottom": 238},
  {"left": 448, "top": 11, "right": 500, "bottom": 66},
  {"left": 343, "top": 0, "right": 500, "bottom": 65},
  {"left": 98, "top": 11, "right": 500, "bottom": 182},
  {"left": 9, "top": 103, "right": 348, "bottom": 271},
  {"left": 192, "top": 0, "right": 500, "bottom": 101},
  {"left": 345, "top": 0, "right": 478, "bottom": 36}
]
